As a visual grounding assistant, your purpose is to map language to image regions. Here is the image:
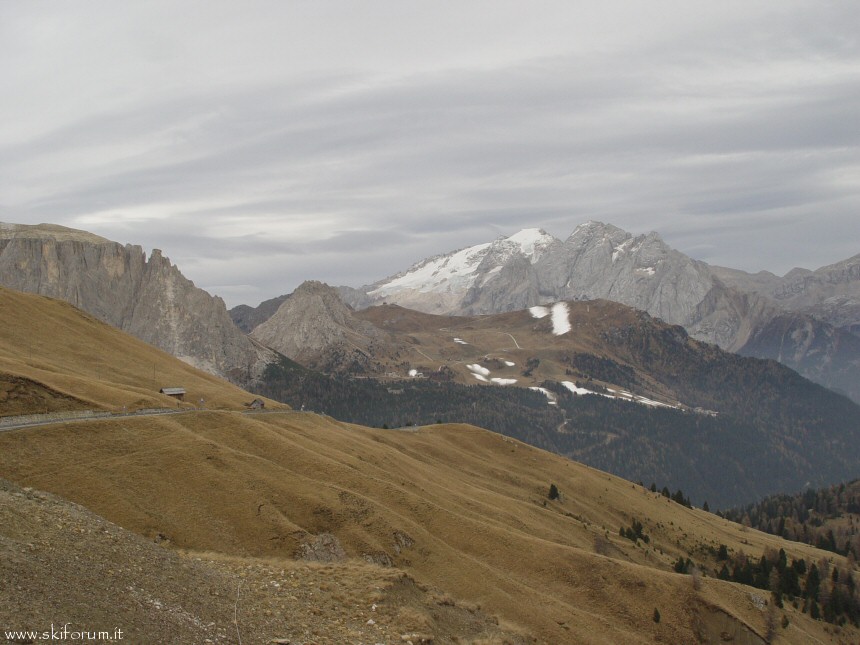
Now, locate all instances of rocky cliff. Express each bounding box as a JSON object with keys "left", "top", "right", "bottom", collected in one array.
[
  {"left": 250, "top": 281, "right": 389, "bottom": 374},
  {"left": 712, "top": 254, "right": 860, "bottom": 335},
  {"left": 0, "top": 222, "right": 274, "bottom": 383}
]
